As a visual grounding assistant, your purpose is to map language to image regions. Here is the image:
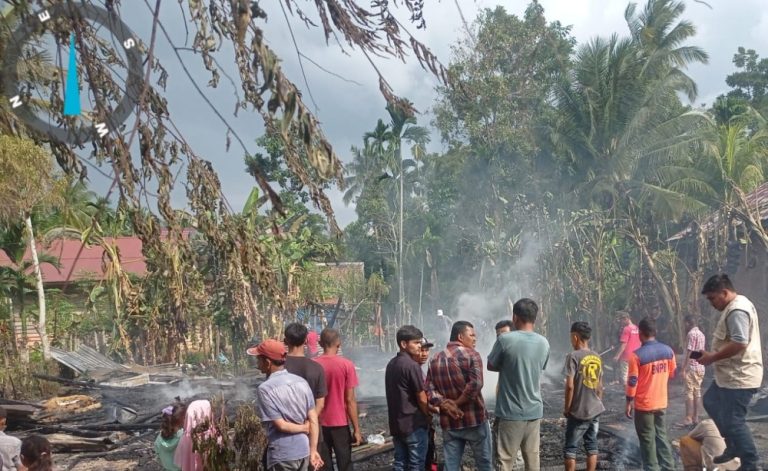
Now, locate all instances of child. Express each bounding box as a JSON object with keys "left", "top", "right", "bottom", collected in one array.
[
  {"left": 20, "top": 435, "right": 53, "bottom": 471},
  {"left": 563, "top": 322, "right": 605, "bottom": 471},
  {"left": 174, "top": 399, "right": 214, "bottom": 471},
  {"left": 155, "top": 401, "right": 187, "bottom": 470}
]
